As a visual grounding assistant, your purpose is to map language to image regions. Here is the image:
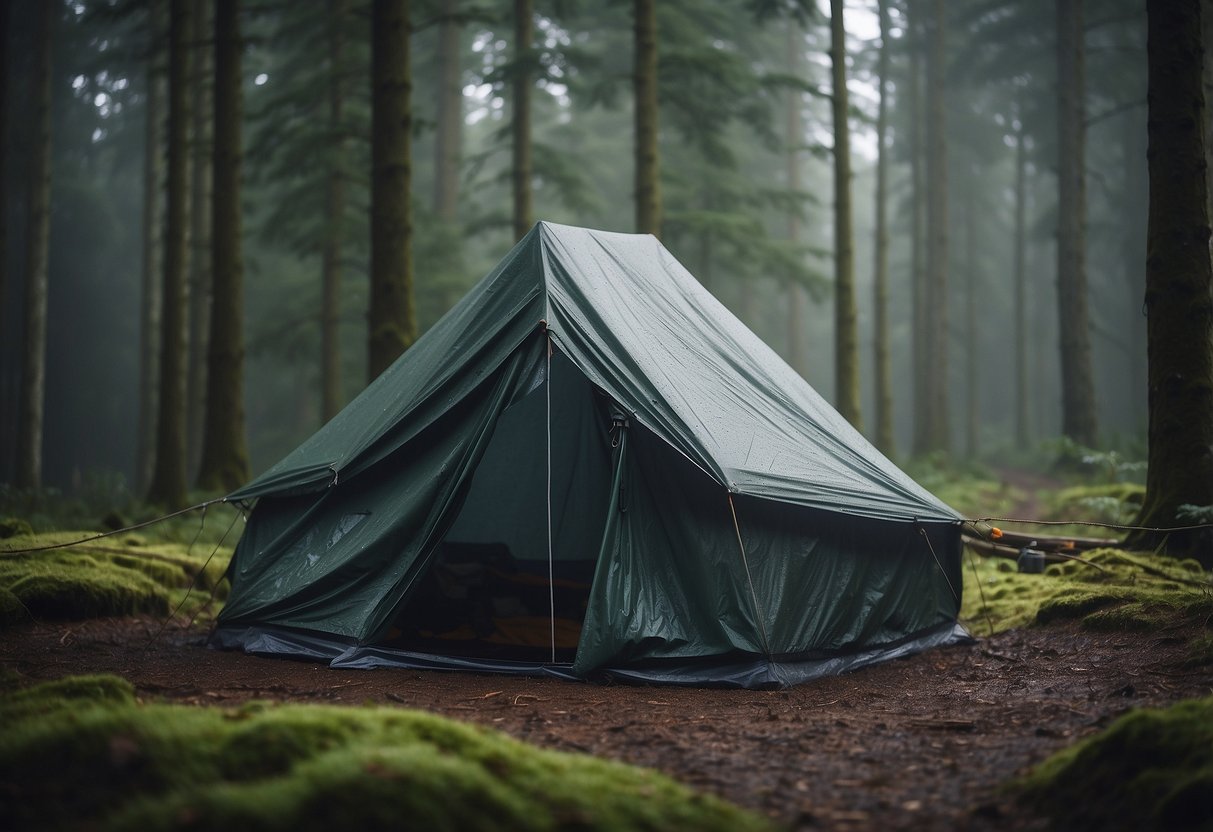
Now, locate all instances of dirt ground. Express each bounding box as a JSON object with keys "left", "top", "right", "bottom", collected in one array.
[{"left": 4, "top": 615, "right": 1211, "bottom": 830}]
